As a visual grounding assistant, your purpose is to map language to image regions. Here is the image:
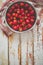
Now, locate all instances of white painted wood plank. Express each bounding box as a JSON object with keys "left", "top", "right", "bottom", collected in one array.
[
  {"left": 27, "top": 31, "right": 34, "bottom": 65},
  {"left": 0, "top": 0, "right": 8, "bottom": 65},
  {"left": 9, "top": 31, "right": 34, "bottom": 65},
  {"left": 20, "top": 31, "right": 34, "bottom": 65},
  {"left": 20, "top": 32, "right": 28, "bottom": 65},
  {"left": 33, "top": 24, "right": 43, "bottom": 65},
  {"left": 33, "top": 7, "right": 43, "bottom": 65},
  {"left": 9, "top": 33, "right": 20, "bottom": 65},
  {"left": 0, "top": 29, "right": 8, "bottom": 65}
]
